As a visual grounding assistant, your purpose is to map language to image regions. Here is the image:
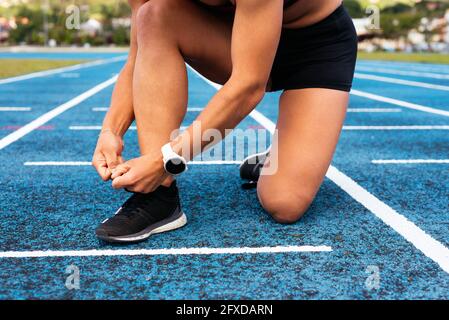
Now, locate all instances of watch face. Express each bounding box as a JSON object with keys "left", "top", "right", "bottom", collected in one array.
[{"left": 165, "top": 158, "right": 187, "bottom": 175}]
